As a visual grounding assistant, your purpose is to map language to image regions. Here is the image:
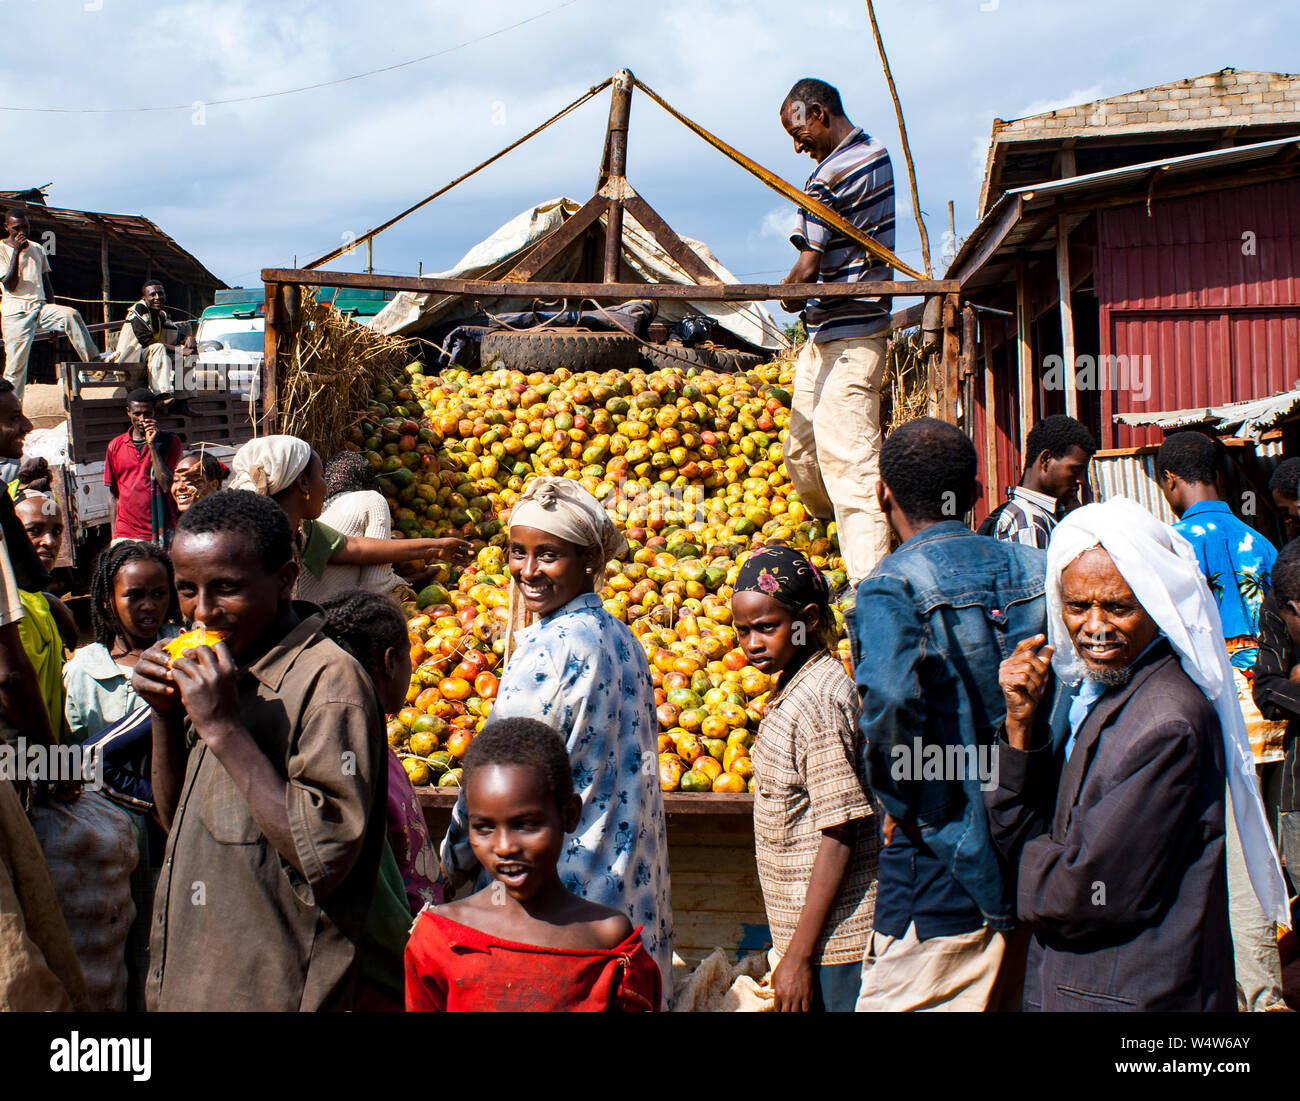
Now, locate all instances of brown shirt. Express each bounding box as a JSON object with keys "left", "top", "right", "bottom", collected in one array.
[
  {"left": 750, "top": 650, "right": 877, "bottom": 965},
  {"left": 146, "top": 609, "right": 386, "bottom": 1011}
]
